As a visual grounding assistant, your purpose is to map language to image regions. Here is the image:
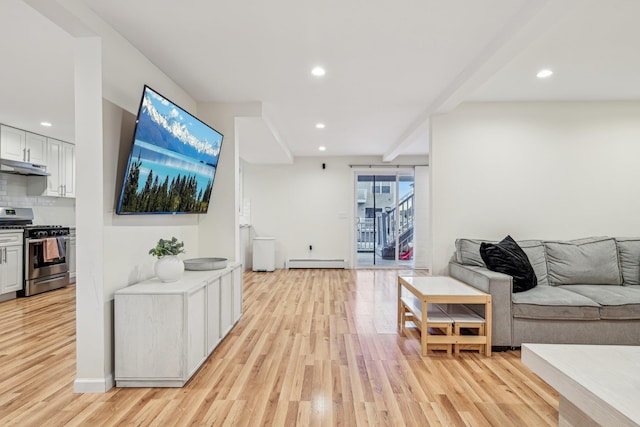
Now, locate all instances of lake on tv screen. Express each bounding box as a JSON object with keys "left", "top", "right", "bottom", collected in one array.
[{"left": 133, "top": 140, "right": 215, "bottom": 192}]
